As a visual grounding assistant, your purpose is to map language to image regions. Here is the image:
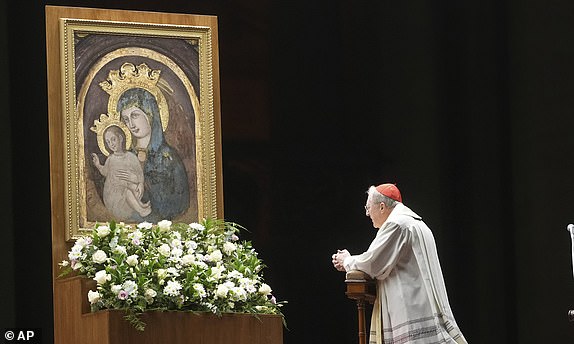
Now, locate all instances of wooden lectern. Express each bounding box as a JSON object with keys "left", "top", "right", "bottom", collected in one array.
[{"left": 345, "top": 270, "right": 376, "bottom": 344}]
